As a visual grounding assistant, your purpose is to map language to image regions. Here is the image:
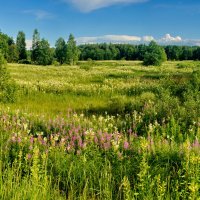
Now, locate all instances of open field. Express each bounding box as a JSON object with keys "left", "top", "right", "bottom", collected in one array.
[
  {"left": 0, "top": 61, "right": 200, "bottom": 199},
  {"left": 3, "top": 60, "right": 200, "bottom": 115}
]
